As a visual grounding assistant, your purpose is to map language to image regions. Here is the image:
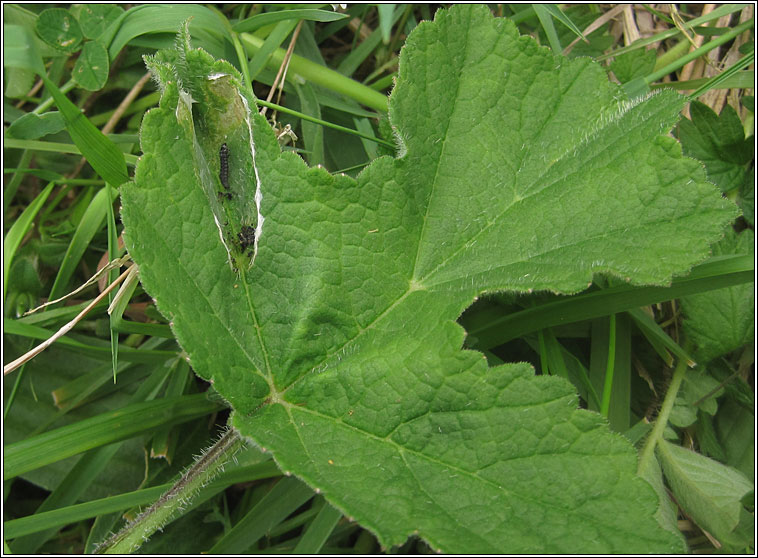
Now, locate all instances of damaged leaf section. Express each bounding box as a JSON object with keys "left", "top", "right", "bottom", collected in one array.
[{"left": 143, "top": 22, "right": 263, "bottom": 271}]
